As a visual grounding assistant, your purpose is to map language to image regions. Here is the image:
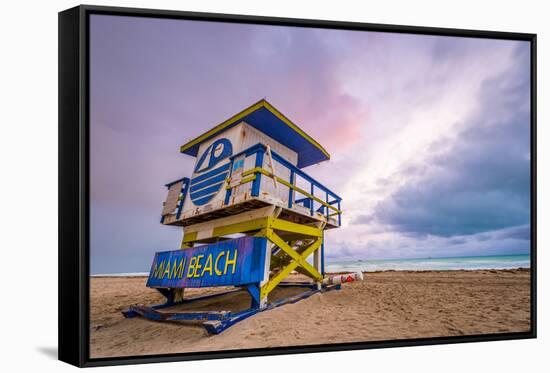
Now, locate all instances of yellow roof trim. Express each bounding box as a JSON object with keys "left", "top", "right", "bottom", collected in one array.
[
  {"left": 179, "top": 99, "right": 330, "bottom": 160},
  {"left": 180, "top": 99, "right": 264, "bottom": 154}
]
